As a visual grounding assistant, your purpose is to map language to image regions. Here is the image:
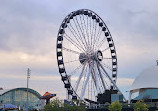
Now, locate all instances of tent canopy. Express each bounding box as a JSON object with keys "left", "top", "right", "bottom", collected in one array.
[{"left": 0, "top": 104, "right": 18, "bottom": 109}]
